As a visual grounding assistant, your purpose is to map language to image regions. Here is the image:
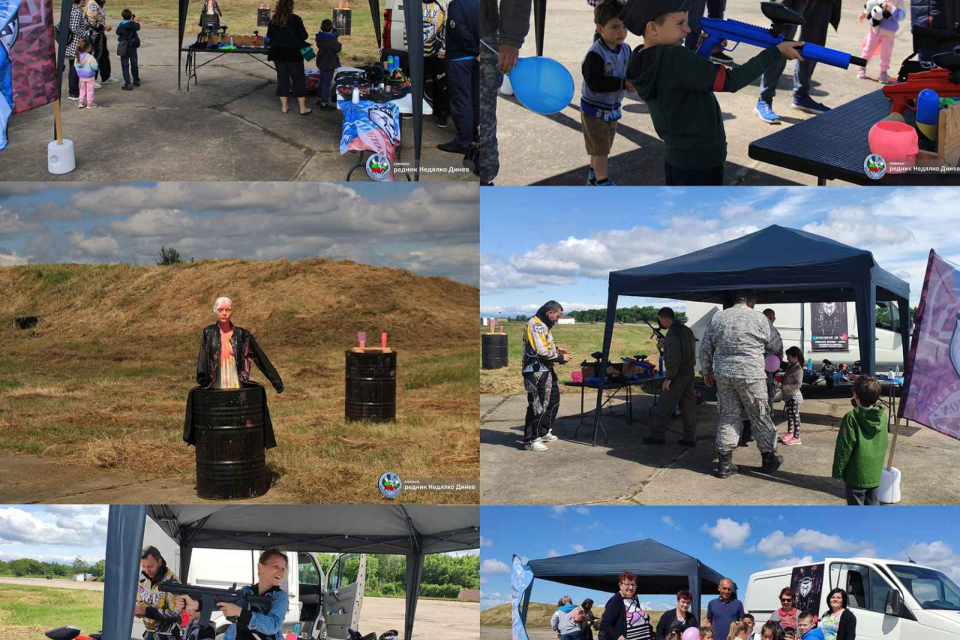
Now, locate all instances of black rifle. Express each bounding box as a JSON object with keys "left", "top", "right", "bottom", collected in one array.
[
  {"left": 160, "top": 581, "right": 272, "bottom": 627},
  {"left": 643, "top": 319, "right": 666, "bottom": 354}
]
